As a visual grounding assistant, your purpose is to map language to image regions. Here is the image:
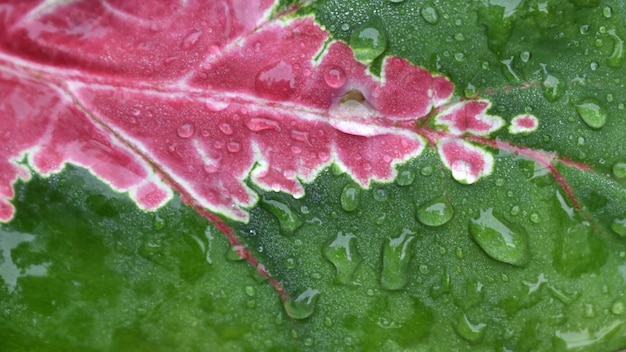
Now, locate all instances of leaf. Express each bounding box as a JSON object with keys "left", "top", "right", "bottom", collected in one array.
[{"left": 1, "top": 0, "right": 626, "bottom": 351}]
